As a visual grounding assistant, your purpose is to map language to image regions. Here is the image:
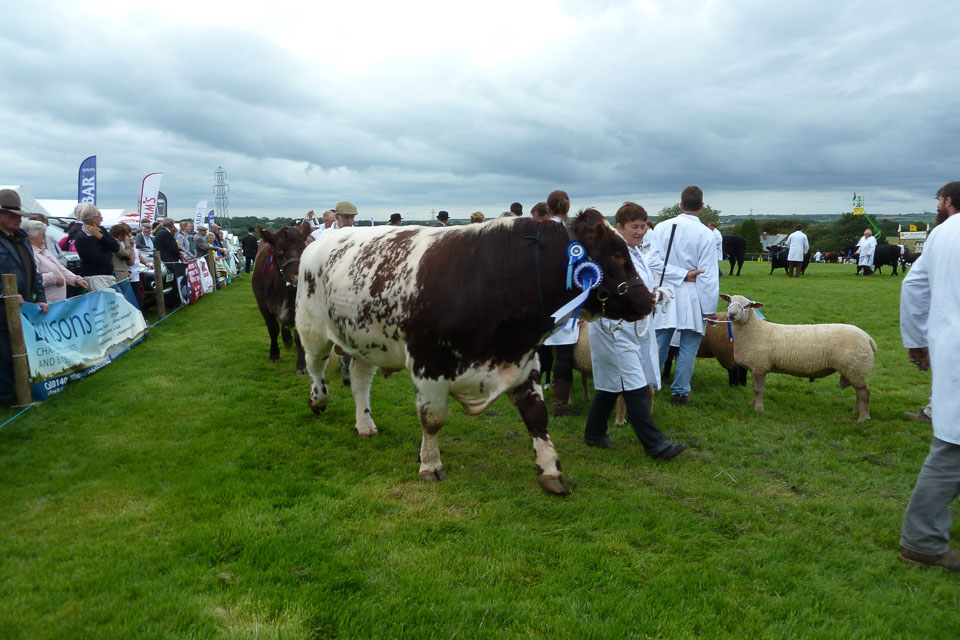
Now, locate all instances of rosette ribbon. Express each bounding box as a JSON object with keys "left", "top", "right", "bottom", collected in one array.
[
  {"left": 565, "top": 242, "right": 586, "bottom": 289},
  {"left": 551, "top": 258, "right": 603, "bottom": 331}
]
